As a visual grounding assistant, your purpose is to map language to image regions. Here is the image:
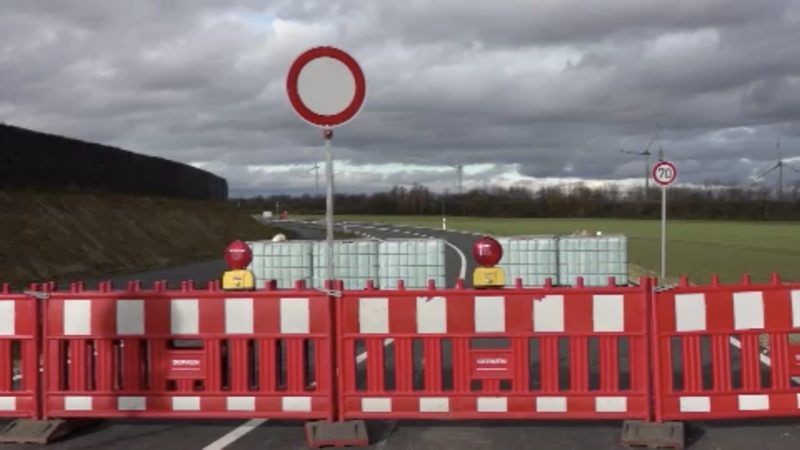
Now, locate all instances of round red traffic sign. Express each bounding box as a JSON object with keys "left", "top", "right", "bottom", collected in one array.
[
  {"left": 286, "top": 46, "right": 366, "bottom": 128},
  {"left": 652, "top": 161, "right": 677, "bottom": 186}
]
